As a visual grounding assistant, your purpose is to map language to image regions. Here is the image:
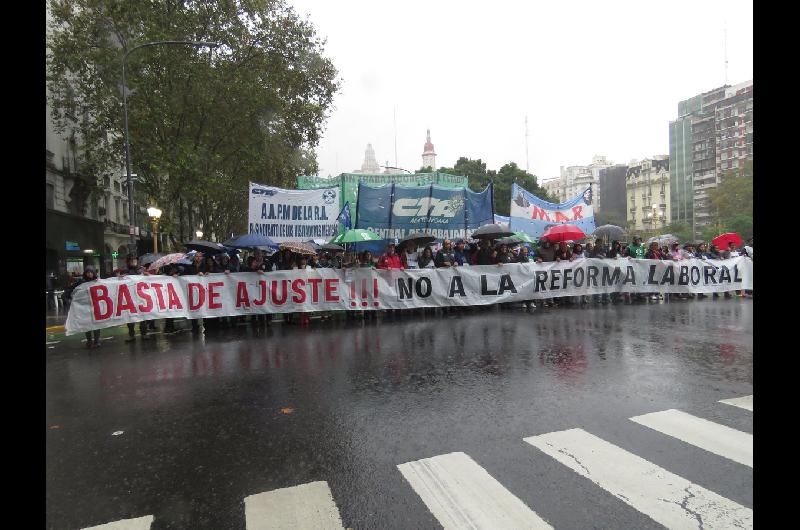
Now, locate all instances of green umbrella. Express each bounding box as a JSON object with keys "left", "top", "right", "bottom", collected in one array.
[
  {"left": 329, "top": 229, "right": 382, "bottom": 244},
  {"left": 512, "top": 231, "right": 537, "bottom": 244}
]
